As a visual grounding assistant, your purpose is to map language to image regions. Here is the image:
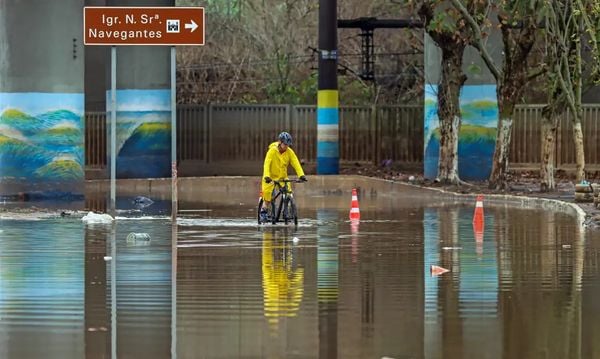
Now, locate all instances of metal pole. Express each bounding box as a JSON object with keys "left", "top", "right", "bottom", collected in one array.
[
  {"left": 171, "top": 46, "right": 178, "bottom": 222},
  {"left": 110, "top": 224, "right": 117, "bottom": 358},
  {"left": 171, "top": 221, "right": 178, "bottom": 358},
  {"left": 110, "top": 46, "right": 117, "bottom": 216},
  {"left": 317, "top": 0, "right": 339, "bottom": 174}
]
